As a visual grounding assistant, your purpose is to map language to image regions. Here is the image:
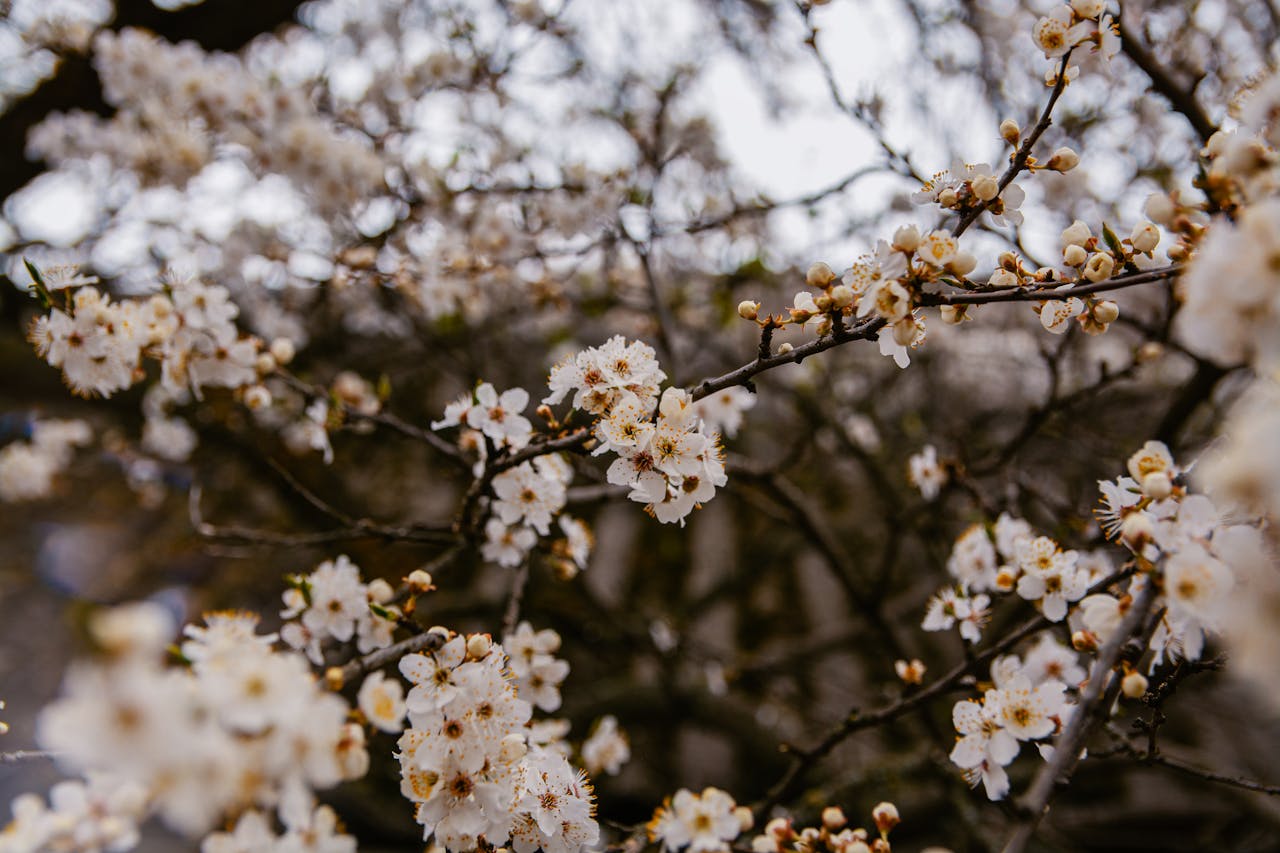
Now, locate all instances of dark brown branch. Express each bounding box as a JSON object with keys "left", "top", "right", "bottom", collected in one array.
[
  {"left": 752, "top": 568, "right": 1135, "bottom": 819},
  {"left": 1117, "top": 18, "right": 1216, "bottom": 145},
  {"left": 921, "top": 264, "right": 1179, "bottom": 306},
  {"left": 189, "top": 483, "right": 458, "bottom": 548},
  {"left": 1001, "top": 579, "right": 1160, "bottom": 853},
  {"left": 953, "top": 53, "right": 1073, "bottom": 239},
  {"left": 1133, "top": 752, "right": 1280, "bottom": 797},
  {"left": 336, "top": 628, "right": 448, "bottom": 686}
]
